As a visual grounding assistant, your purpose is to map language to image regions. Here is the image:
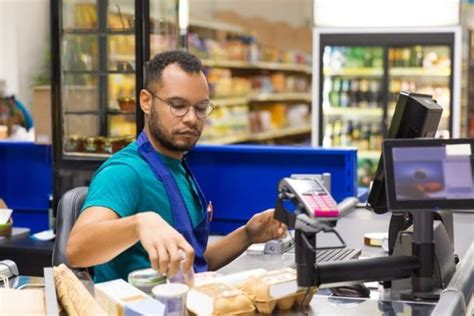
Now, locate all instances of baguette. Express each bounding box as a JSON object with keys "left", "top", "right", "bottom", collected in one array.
[{"left": 53, "top": 264, "right": 106, "bottom": 316}]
